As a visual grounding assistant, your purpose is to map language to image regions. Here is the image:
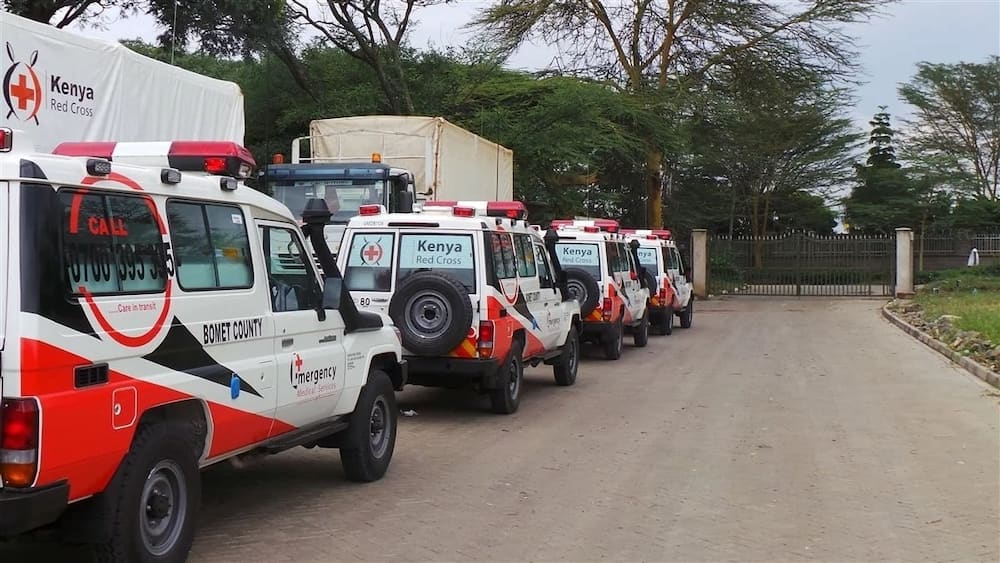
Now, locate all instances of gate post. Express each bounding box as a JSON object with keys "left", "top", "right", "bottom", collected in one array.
[
  {"left": 895, "top": 227, "right": 914, "bottom": 298},
  {"left": 692, "top": 229, "right": 708, "bottom": 299}
]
